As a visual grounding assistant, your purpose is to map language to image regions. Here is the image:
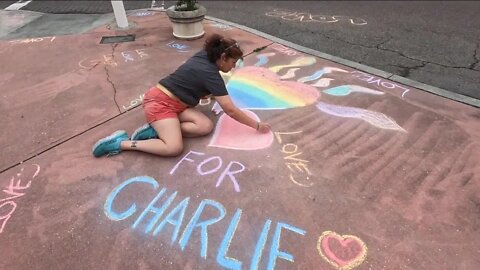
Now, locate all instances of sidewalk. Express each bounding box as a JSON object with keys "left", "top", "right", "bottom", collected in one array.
[{"left": 0, "top": 9, "right": 479, "bottom": 270}]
